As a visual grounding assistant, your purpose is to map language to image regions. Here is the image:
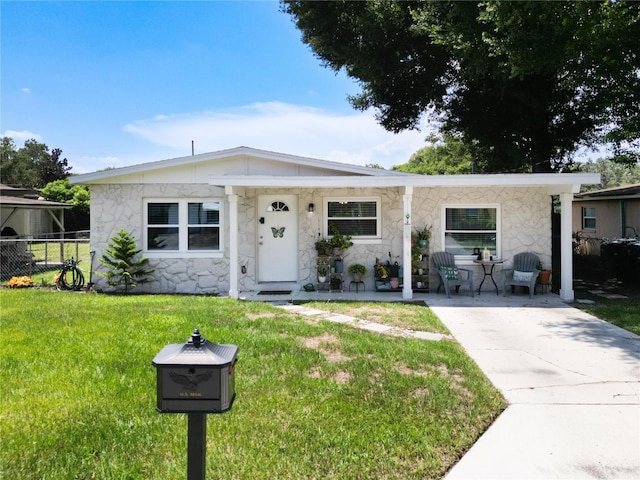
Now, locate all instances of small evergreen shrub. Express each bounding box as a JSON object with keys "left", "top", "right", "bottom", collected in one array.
[{"left": 98, "top": 229, "right": 154, "bottom": 293}]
